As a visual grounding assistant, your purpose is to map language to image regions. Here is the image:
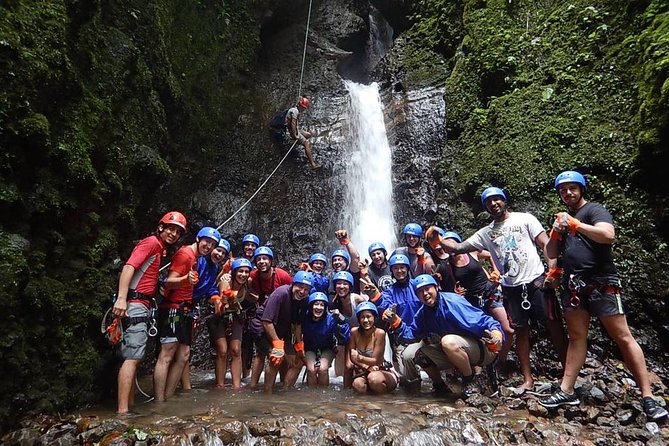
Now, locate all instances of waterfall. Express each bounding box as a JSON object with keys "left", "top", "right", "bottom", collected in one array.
[{"left": 342, "top": 81, "right": 398, "bottom": 257}]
